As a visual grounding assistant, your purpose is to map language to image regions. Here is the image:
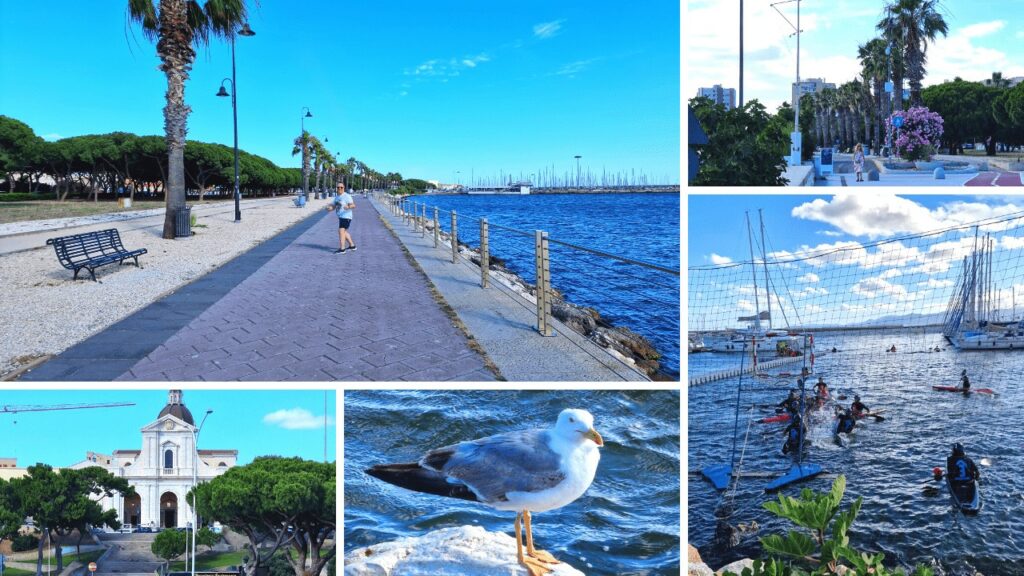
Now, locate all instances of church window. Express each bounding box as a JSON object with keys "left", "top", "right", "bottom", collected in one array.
[{"left": 164, "top": 449, "right": 173, "bottom": 469}]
